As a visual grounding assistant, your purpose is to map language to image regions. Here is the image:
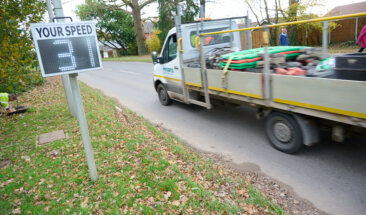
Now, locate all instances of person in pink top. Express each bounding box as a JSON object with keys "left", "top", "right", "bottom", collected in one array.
[{"left": 356, "top": 25, "right": 366, "bottom": 52}]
